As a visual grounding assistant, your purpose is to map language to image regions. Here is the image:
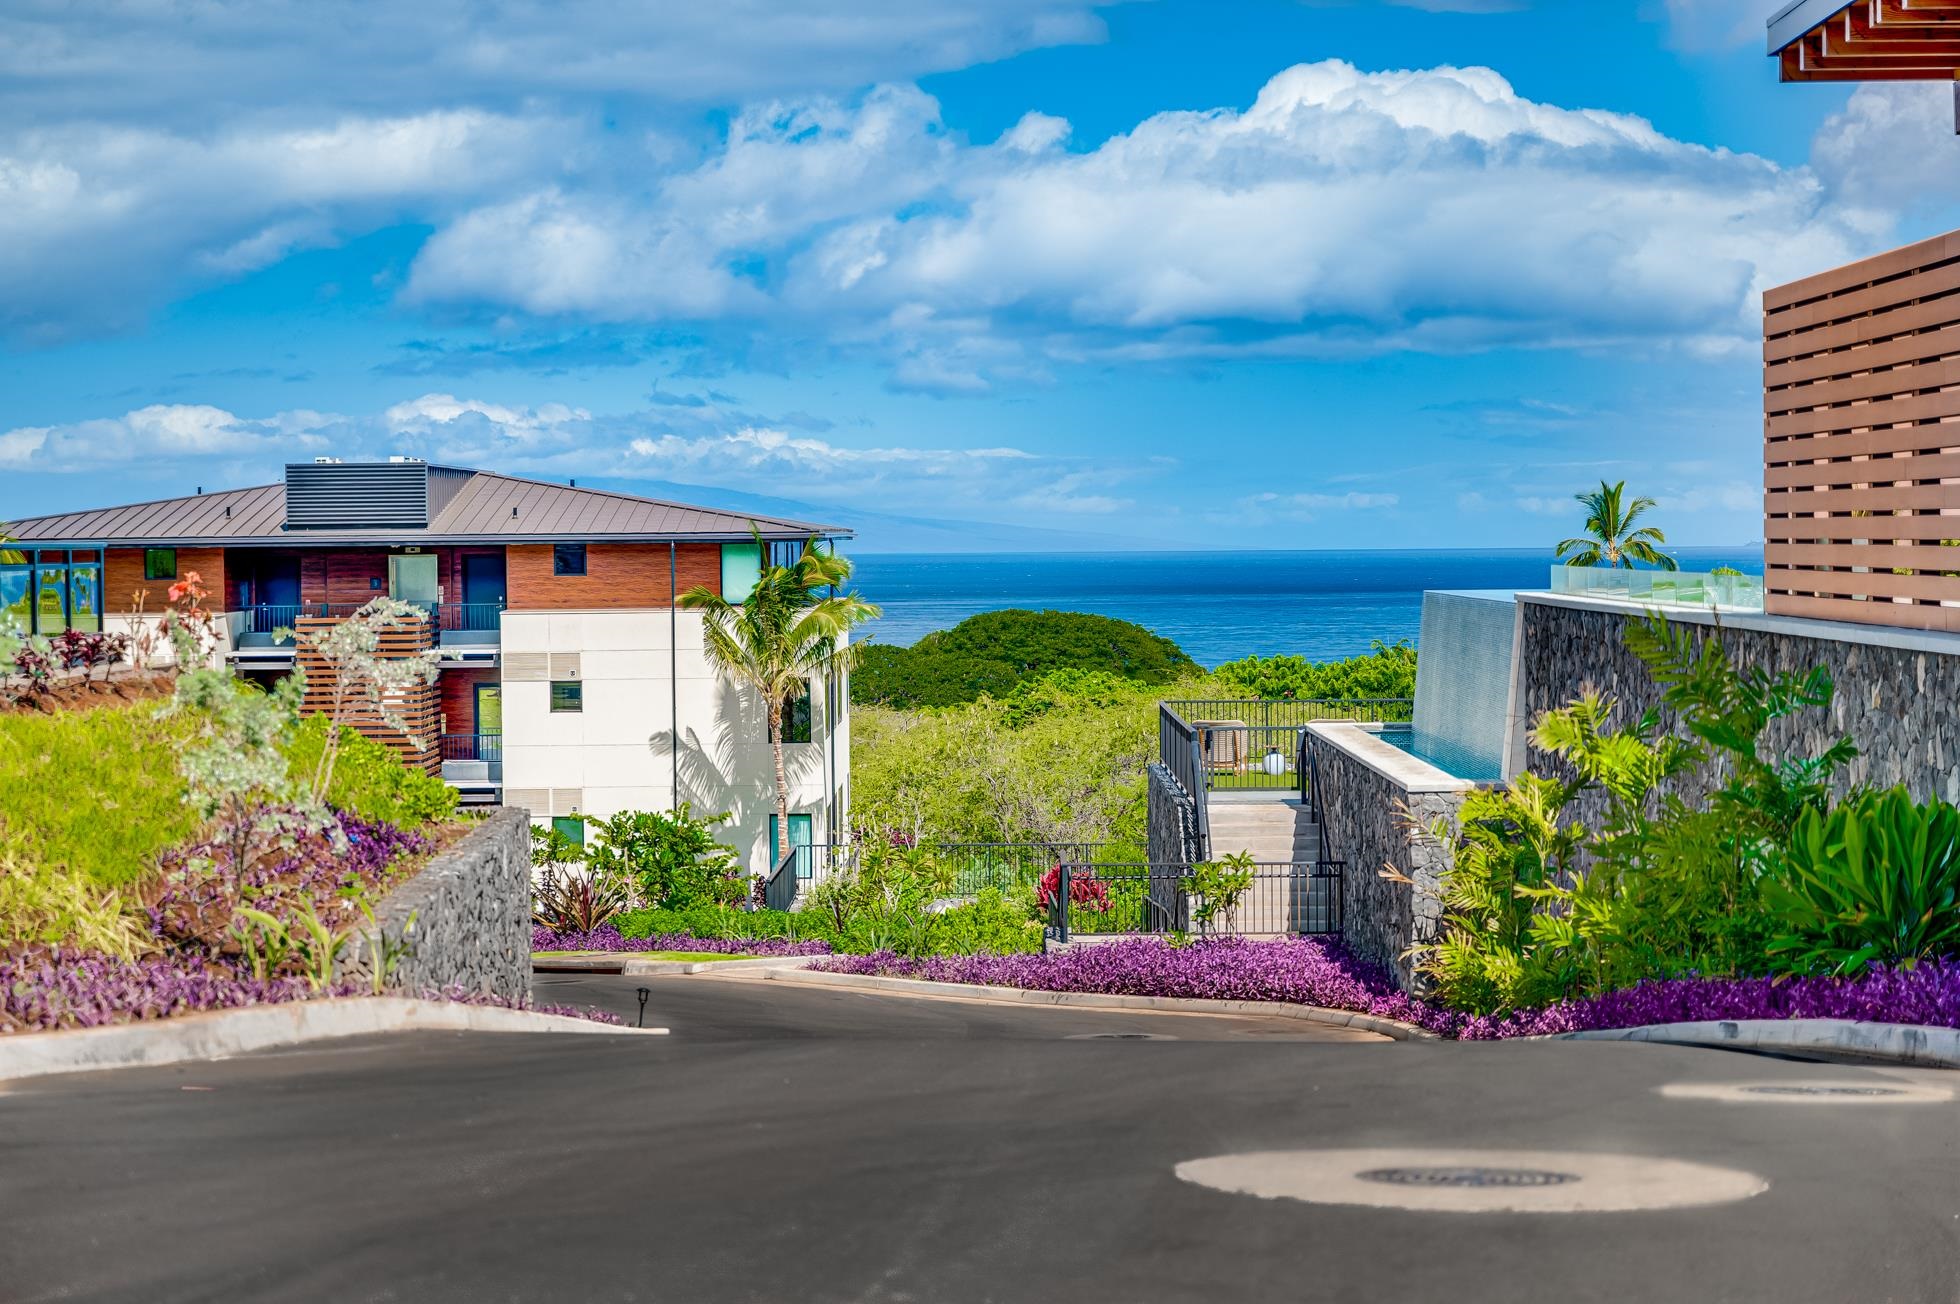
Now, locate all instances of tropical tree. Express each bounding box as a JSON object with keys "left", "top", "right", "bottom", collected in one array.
[
  {"left": 1555, "top": 480, "right": 1678, "bottom": 570},
  {"left": 680, "top": 532, "right": 880, "bottom": 869}
]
